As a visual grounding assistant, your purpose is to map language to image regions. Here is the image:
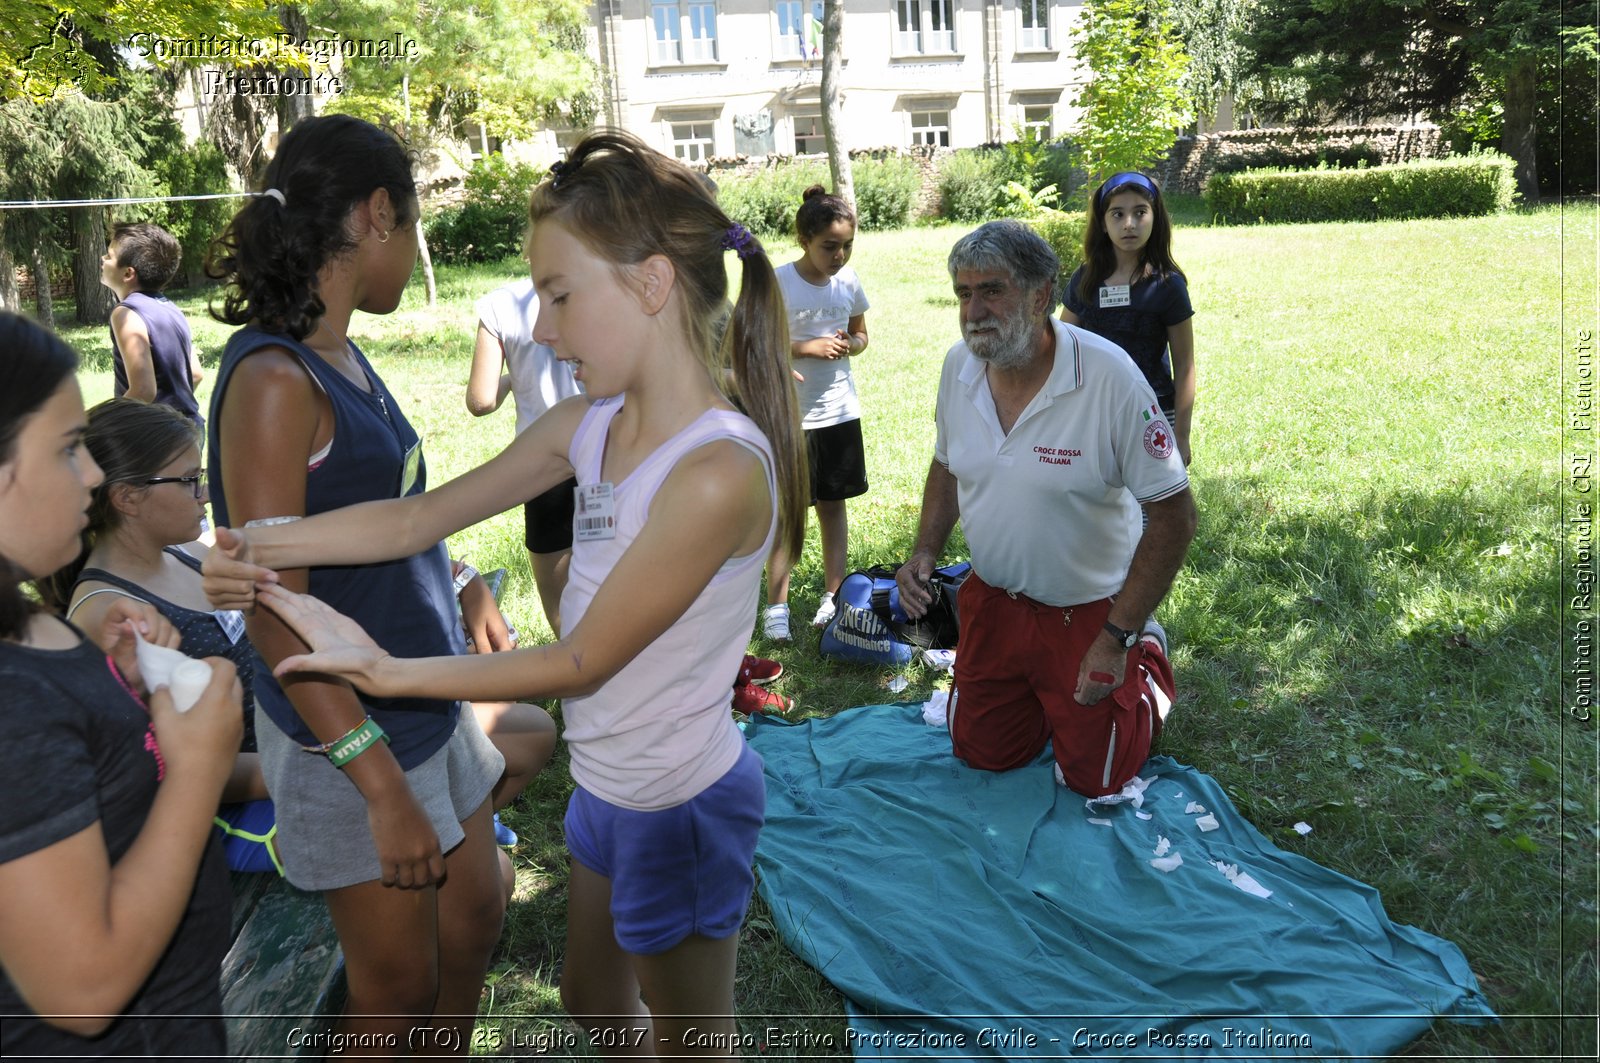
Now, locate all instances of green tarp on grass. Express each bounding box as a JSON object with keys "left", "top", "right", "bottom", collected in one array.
[{"left": 747, "top": 704, "right": 1495, "bottom": 1059}]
